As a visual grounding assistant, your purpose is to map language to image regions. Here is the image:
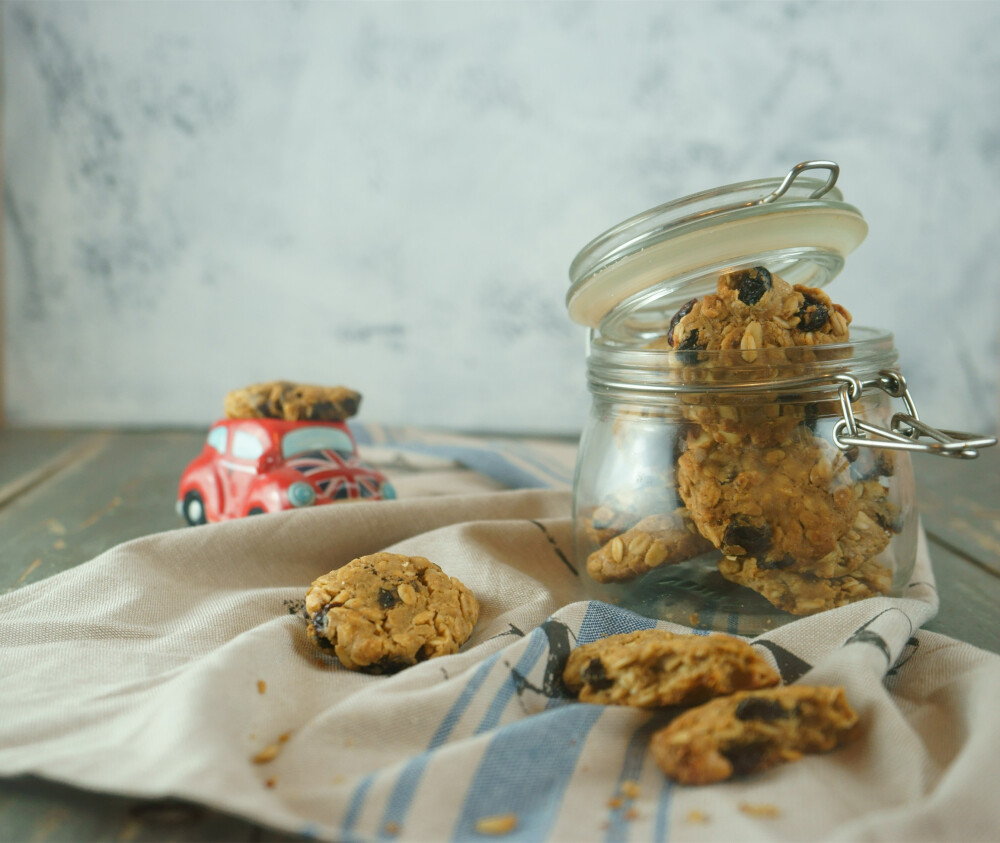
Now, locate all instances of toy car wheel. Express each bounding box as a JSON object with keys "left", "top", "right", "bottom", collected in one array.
[{"left": 182, "top": 490, "right": 208, "bottom": 526}]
